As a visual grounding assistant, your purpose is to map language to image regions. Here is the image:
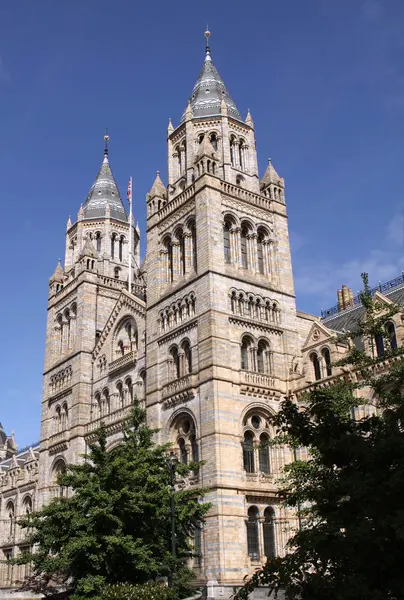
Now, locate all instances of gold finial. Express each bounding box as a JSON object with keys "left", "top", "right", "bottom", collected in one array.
[{"left": 104, "top": 128, "right": 109, "bottom": 156}]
